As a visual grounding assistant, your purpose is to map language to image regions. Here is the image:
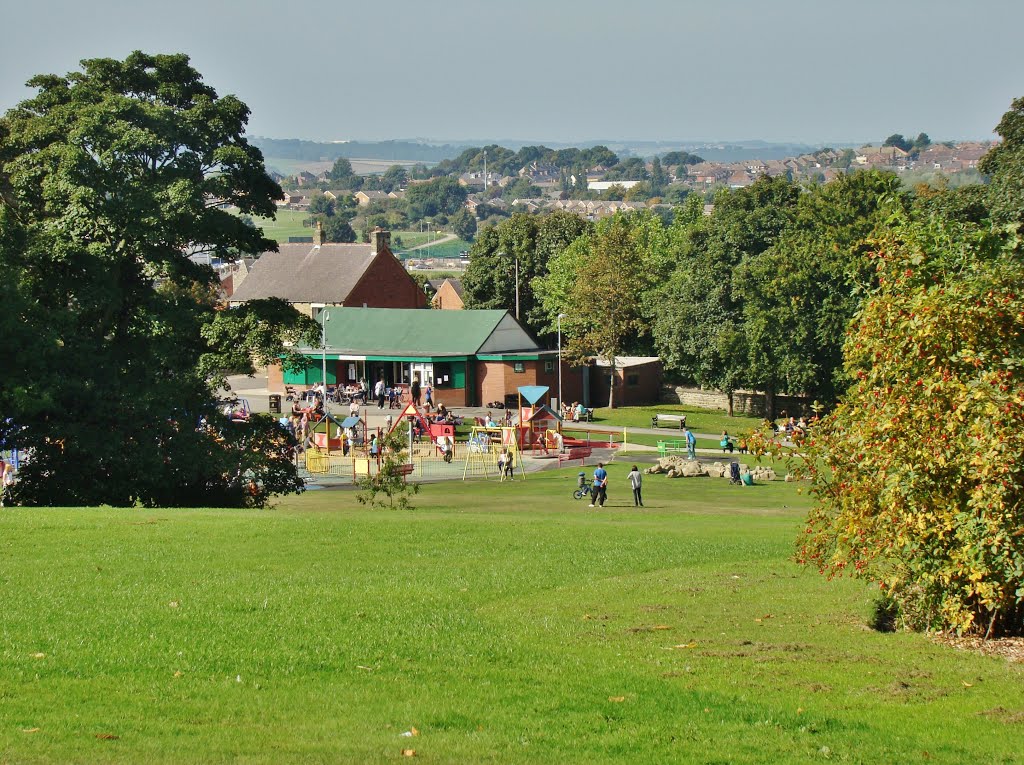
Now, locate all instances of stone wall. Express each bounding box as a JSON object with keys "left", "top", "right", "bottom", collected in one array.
[{"left": 660, "top": 385, "right": 813, "bottom": 418}]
